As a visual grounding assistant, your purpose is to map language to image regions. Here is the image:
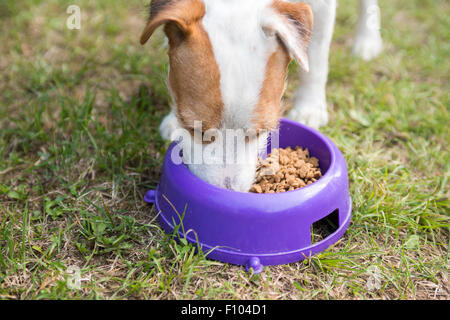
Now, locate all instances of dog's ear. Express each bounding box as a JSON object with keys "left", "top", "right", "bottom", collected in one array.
[
  {"left": 263, "top": 1, "right": 313, "bottom": 72},
  {"left": 140, "top": 0, "right": 203, "bottom": 45}
]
